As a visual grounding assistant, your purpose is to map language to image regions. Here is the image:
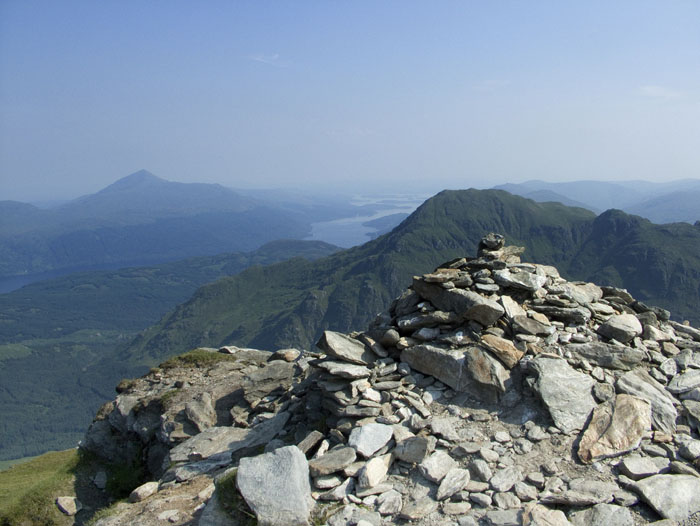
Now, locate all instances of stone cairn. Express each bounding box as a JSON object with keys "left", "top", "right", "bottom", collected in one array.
[{"left": 82, "top": 233, "right": 700, "bottom": 526}]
